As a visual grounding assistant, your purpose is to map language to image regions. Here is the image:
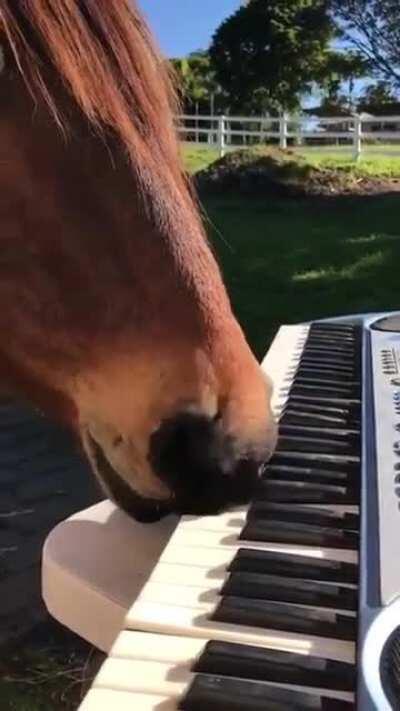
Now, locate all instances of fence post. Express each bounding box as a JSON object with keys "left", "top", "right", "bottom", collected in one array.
[
  {"left": 217, "top": 115, "right": 226, "bottom": 158},
  {"left": 279, "top": 112, "right": 288, "bottom": 150},
  {"left": 353, "top": 114, "right": 362, "bottom": 161}
]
